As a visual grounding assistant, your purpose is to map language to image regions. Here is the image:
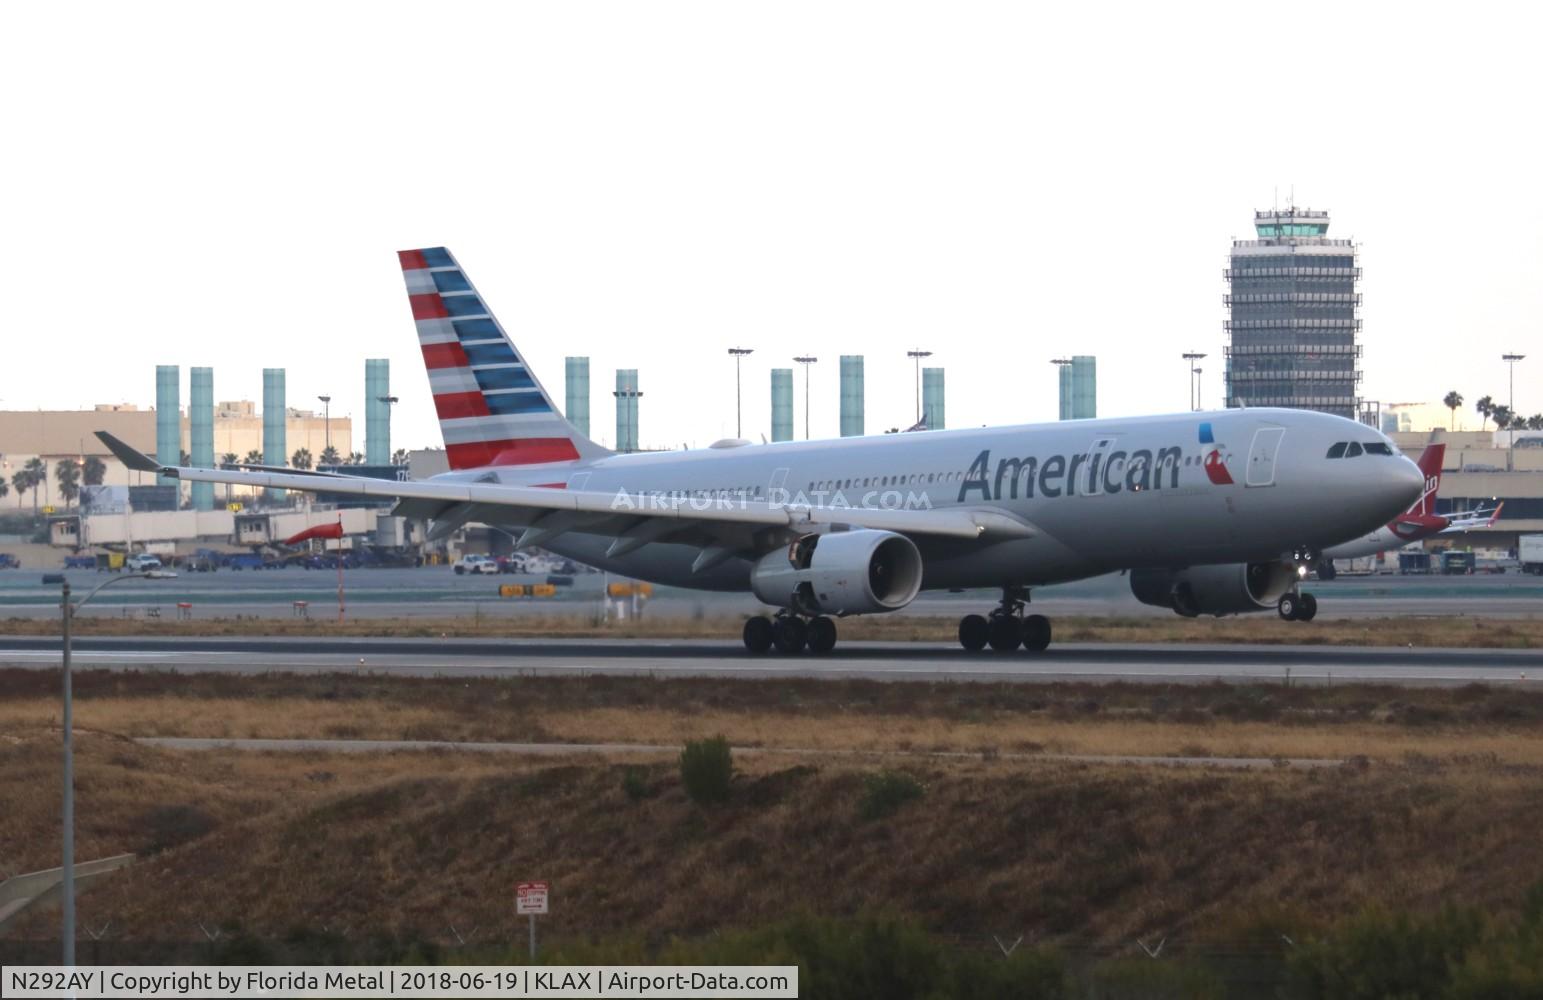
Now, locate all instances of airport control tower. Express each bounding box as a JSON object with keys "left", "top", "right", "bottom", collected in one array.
[{"left": 1224, "top": 207, "right": 1361, "bottom": 418}]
